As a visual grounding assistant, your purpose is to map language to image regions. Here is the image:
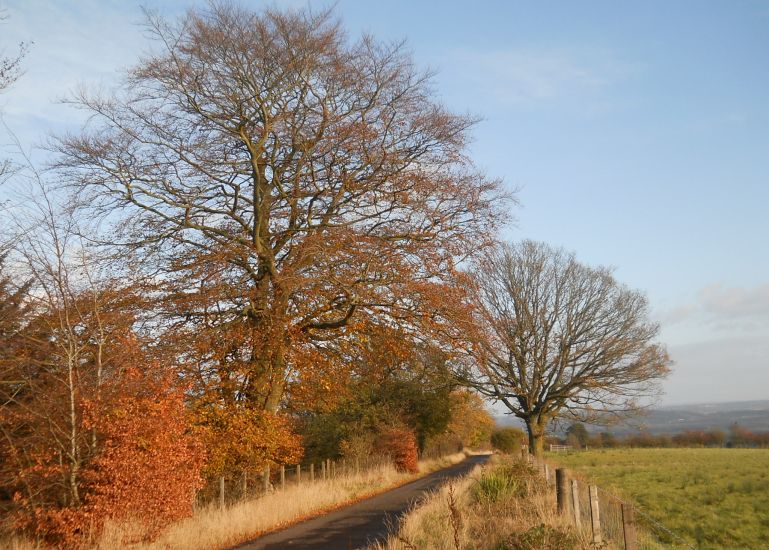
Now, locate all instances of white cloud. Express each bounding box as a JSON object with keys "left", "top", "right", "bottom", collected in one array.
[
  {"left": 663, "top": 336, "right": 769, "bottom": 404},
  {"left": 447, "top": 47, "right": 631, "bottom": 106},
  {"left": 659, "top": 303, "right": 697, "bottom": 325},
  {"left": 699, "top": 282, "right": 769, "bottom": 319},
  {"left": 659, "top": 281, "right": 769, "bottom": 330}
]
